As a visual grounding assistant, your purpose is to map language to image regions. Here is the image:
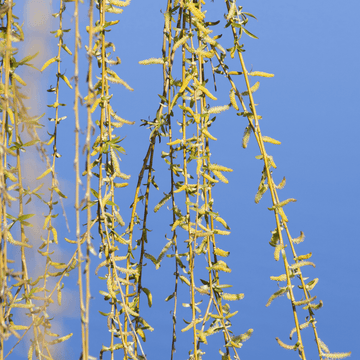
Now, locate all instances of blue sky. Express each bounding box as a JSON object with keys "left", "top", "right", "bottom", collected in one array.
[{"left": 10, "top": 0, "right": 360, "bottom": 359}]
